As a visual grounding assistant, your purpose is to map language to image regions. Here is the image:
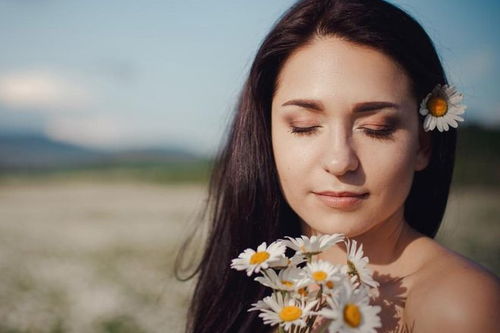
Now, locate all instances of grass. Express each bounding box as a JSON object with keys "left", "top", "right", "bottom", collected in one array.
[
  {"left": 0, "top": 160, "right": 213, "bottom": 186},
  {"left": 0, "top": 181, "right": 202, "bottom": 333}
]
